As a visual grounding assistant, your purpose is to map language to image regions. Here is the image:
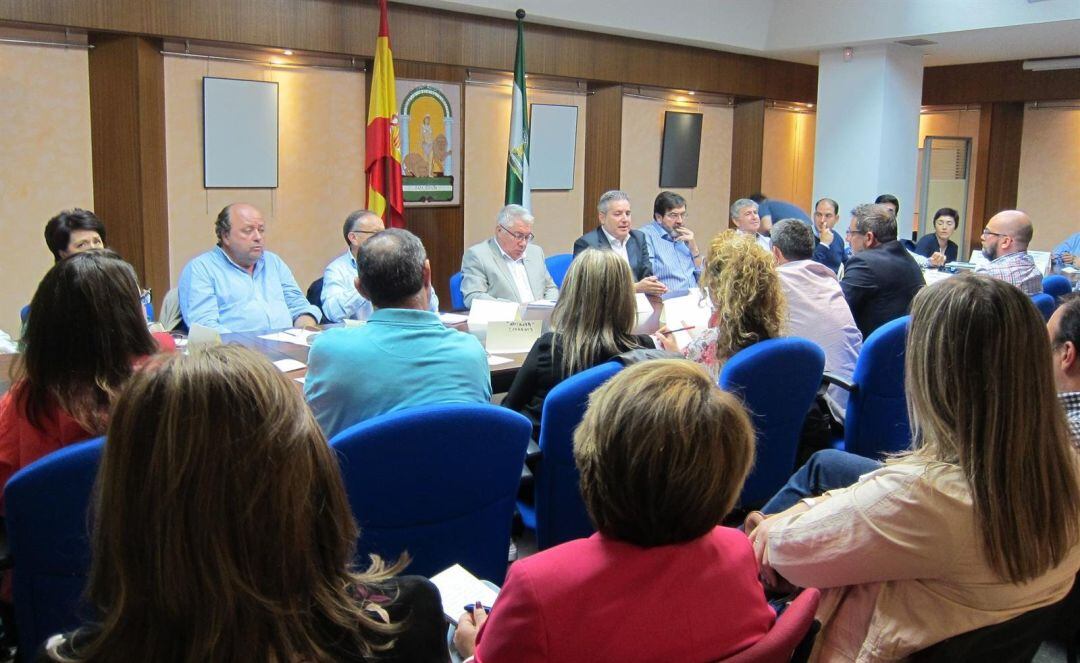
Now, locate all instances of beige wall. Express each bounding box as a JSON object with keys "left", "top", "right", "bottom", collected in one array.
[
  {"left": 462, "top": 84, "right": 586, "bottom": 261},
  {"left": 619, "top": 96, "right": 733, "bottom": 245},
  {"left": 1017, "top": 106, "right": 1080, "bottom": 252},
  {"left": 915, "top": 109, "right": 980, "bottom": 251},
  {"left": 164, "top": 57, "right": 367, "bottom": 295},
  {"left": 0, "top": 44, "right": 95, "bottom": 336},
  {"left": 761, "top": 108, "right": 815, "bottom": 212}
]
